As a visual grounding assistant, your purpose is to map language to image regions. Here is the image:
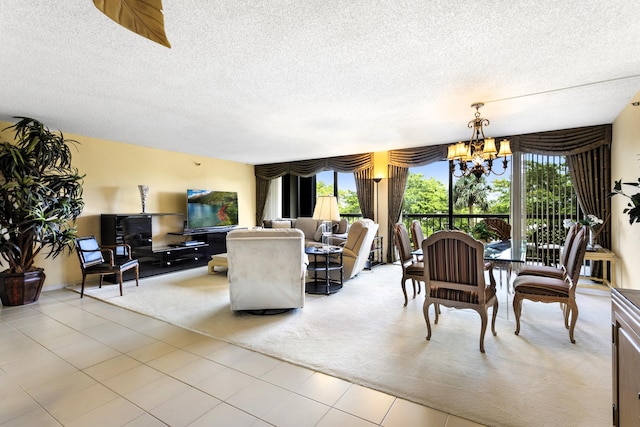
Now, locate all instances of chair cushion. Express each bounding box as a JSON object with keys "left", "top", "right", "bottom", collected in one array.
[
  {"left": 518, "top": 264, "right": 565, "bottom": 279},
  {"left": 84, "top": 259, "right": 138, "bottom": 274},
  {"left": 430, "top": 285, "right": 494, "bottom": 304},
  {"left": 406, "top": 261, "right": 424, "bottom": 274},
  {"left": 271, "top": 220, "right": 292, "bottom": 229},
  {"left": 513, "top": 275, "right": 570, "bottom": 297},
  {"left": 295, "top": 217, "right": 321, "bottom": 240}
]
